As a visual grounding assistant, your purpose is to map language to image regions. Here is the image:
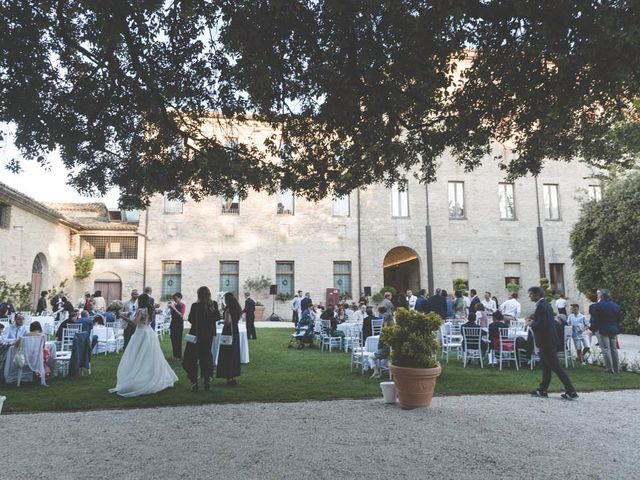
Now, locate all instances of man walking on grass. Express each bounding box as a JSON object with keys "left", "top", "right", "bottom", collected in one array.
[{"left": 527, "top": 286, "right": 578, "bottom": 400}]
